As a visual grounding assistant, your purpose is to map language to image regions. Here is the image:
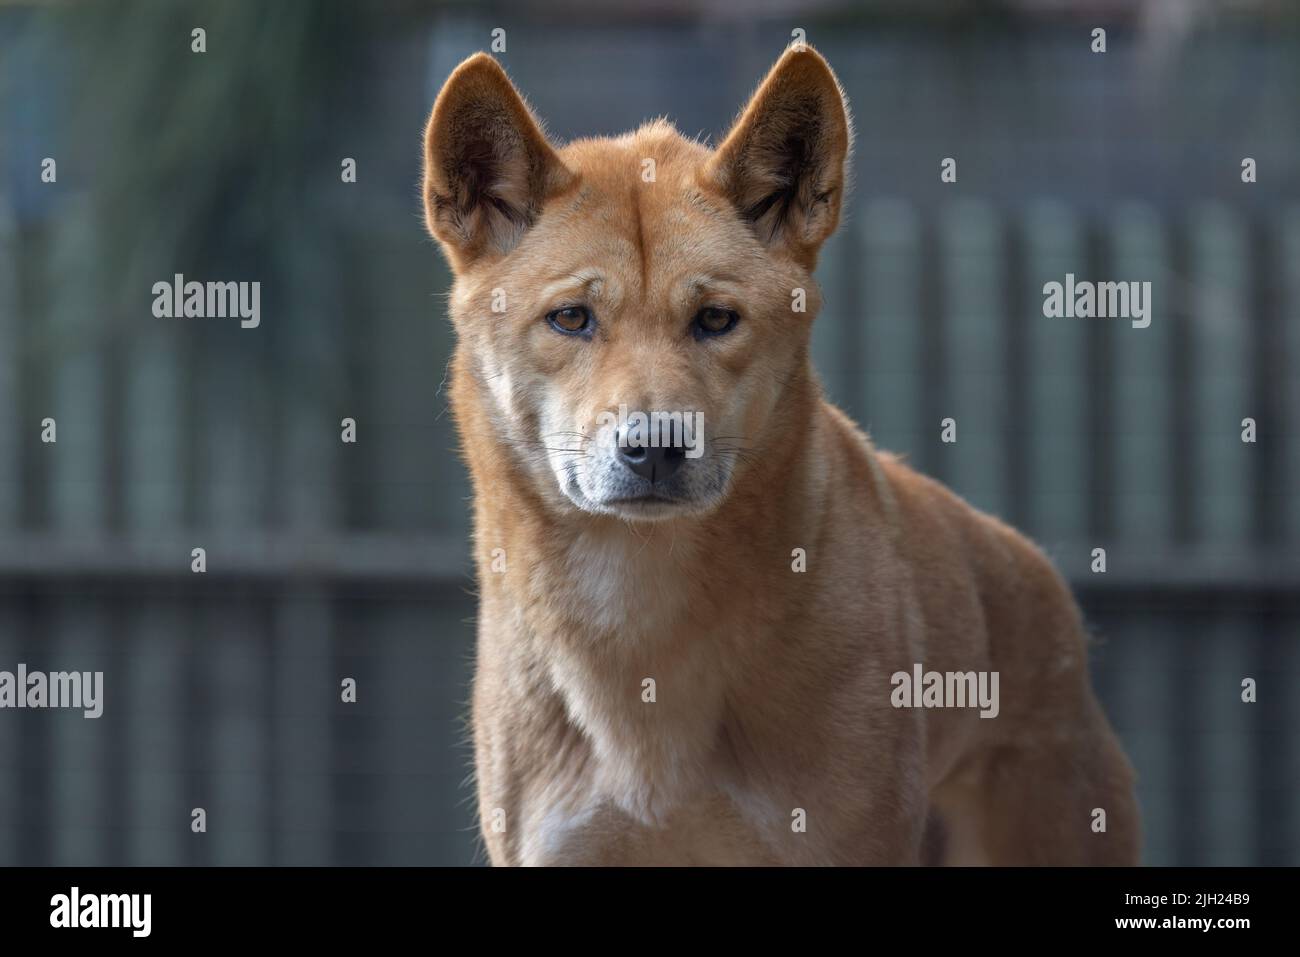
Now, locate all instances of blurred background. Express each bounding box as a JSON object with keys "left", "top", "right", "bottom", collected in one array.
[{"left": 0, "top": 0, "right": 1297, "bottom": 866}]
